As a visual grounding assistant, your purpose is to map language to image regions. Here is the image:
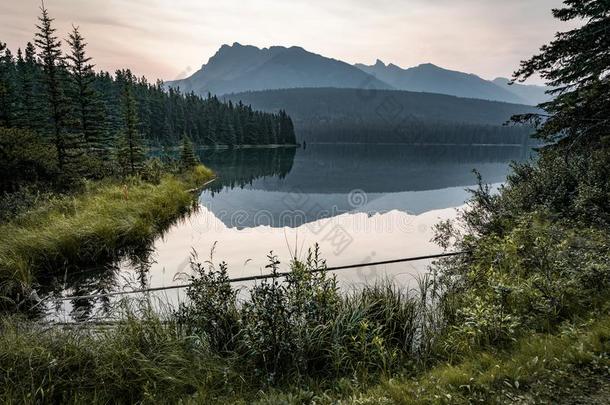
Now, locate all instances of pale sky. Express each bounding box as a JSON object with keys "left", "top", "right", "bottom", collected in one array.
[{"left": 1, "top": 0, "right": 576, "bottom": 84}]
